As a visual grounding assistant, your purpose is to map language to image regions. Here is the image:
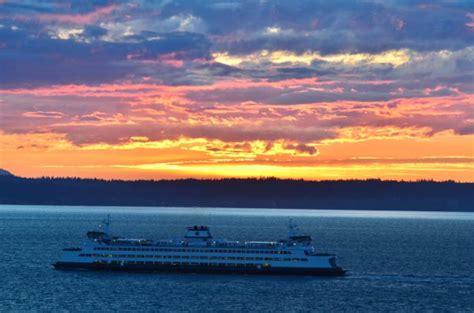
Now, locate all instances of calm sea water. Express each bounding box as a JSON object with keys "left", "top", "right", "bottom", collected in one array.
[{"left": 0, "top": 205, "right": 473, "bottom": 312}]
